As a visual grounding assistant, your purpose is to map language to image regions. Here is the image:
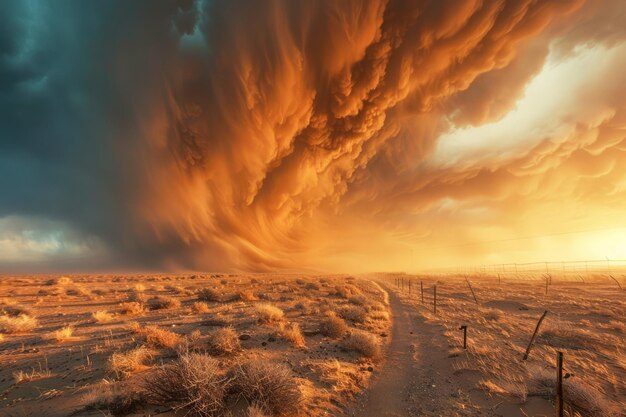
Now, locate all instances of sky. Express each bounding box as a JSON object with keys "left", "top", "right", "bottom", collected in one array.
[{"left": 1, "top": 0, "right": 626, "bottom": 273}]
